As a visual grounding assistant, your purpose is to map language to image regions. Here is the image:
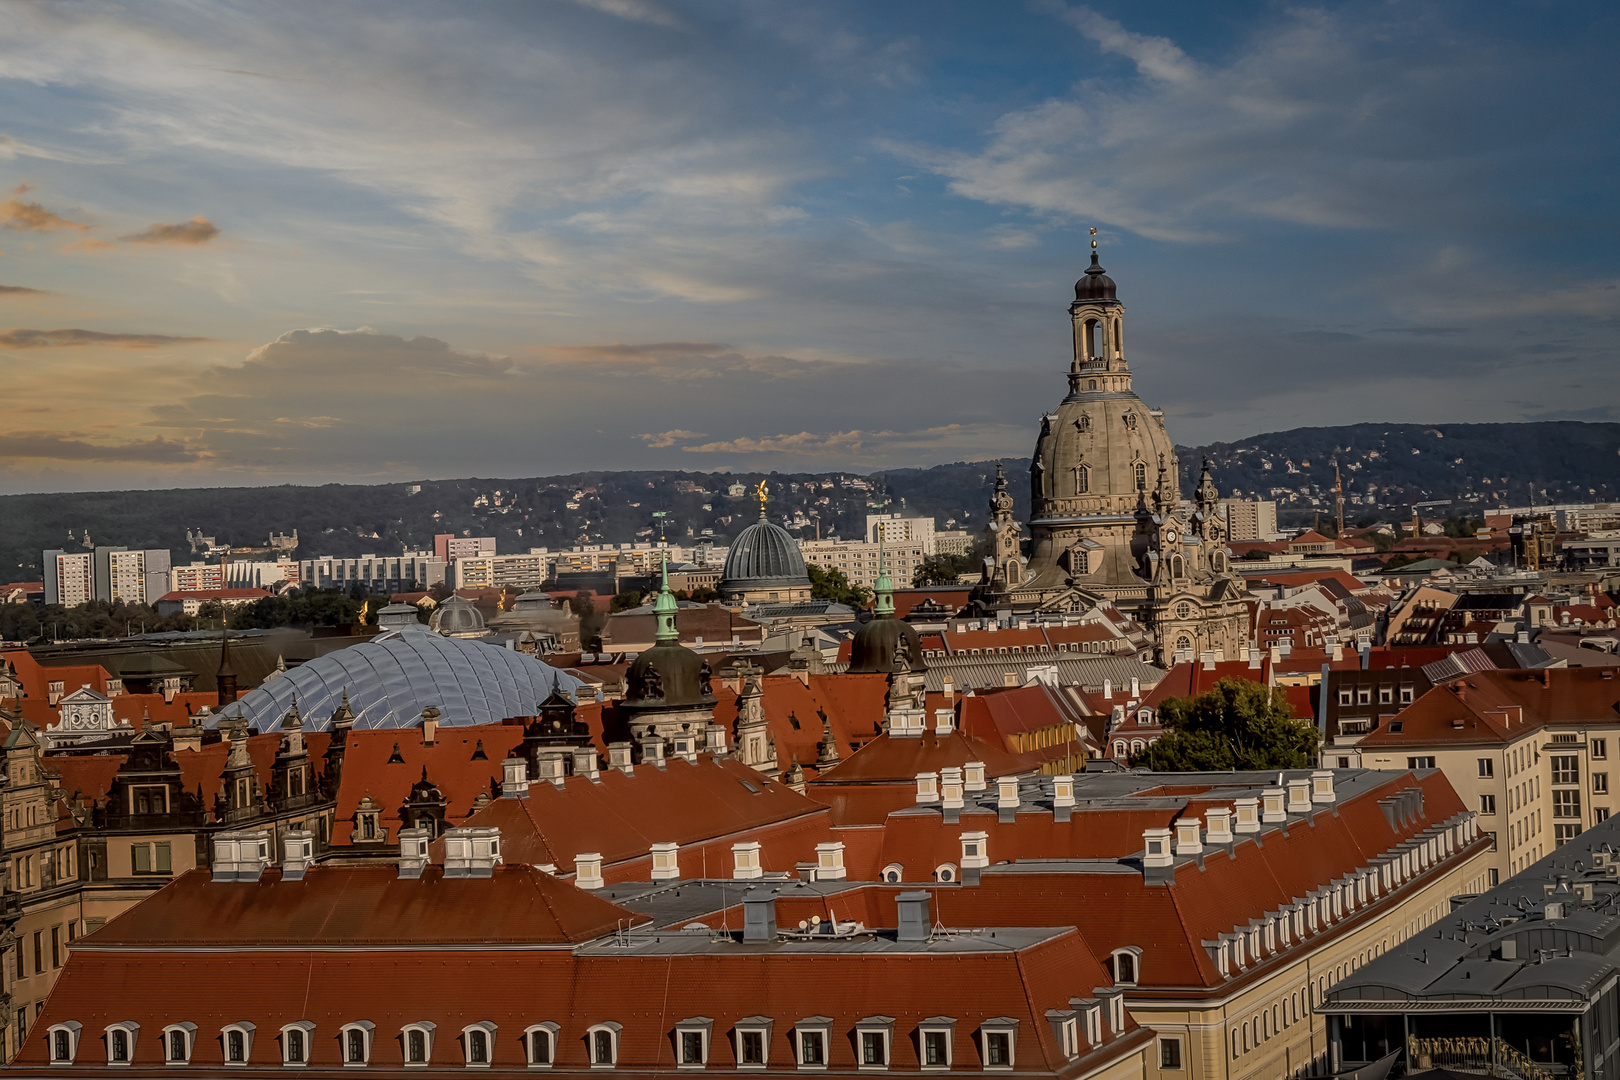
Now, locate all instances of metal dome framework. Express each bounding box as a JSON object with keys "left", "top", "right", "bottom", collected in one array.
[{"left": 213, "top": 628, "right": 579, "bottom": 733}]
